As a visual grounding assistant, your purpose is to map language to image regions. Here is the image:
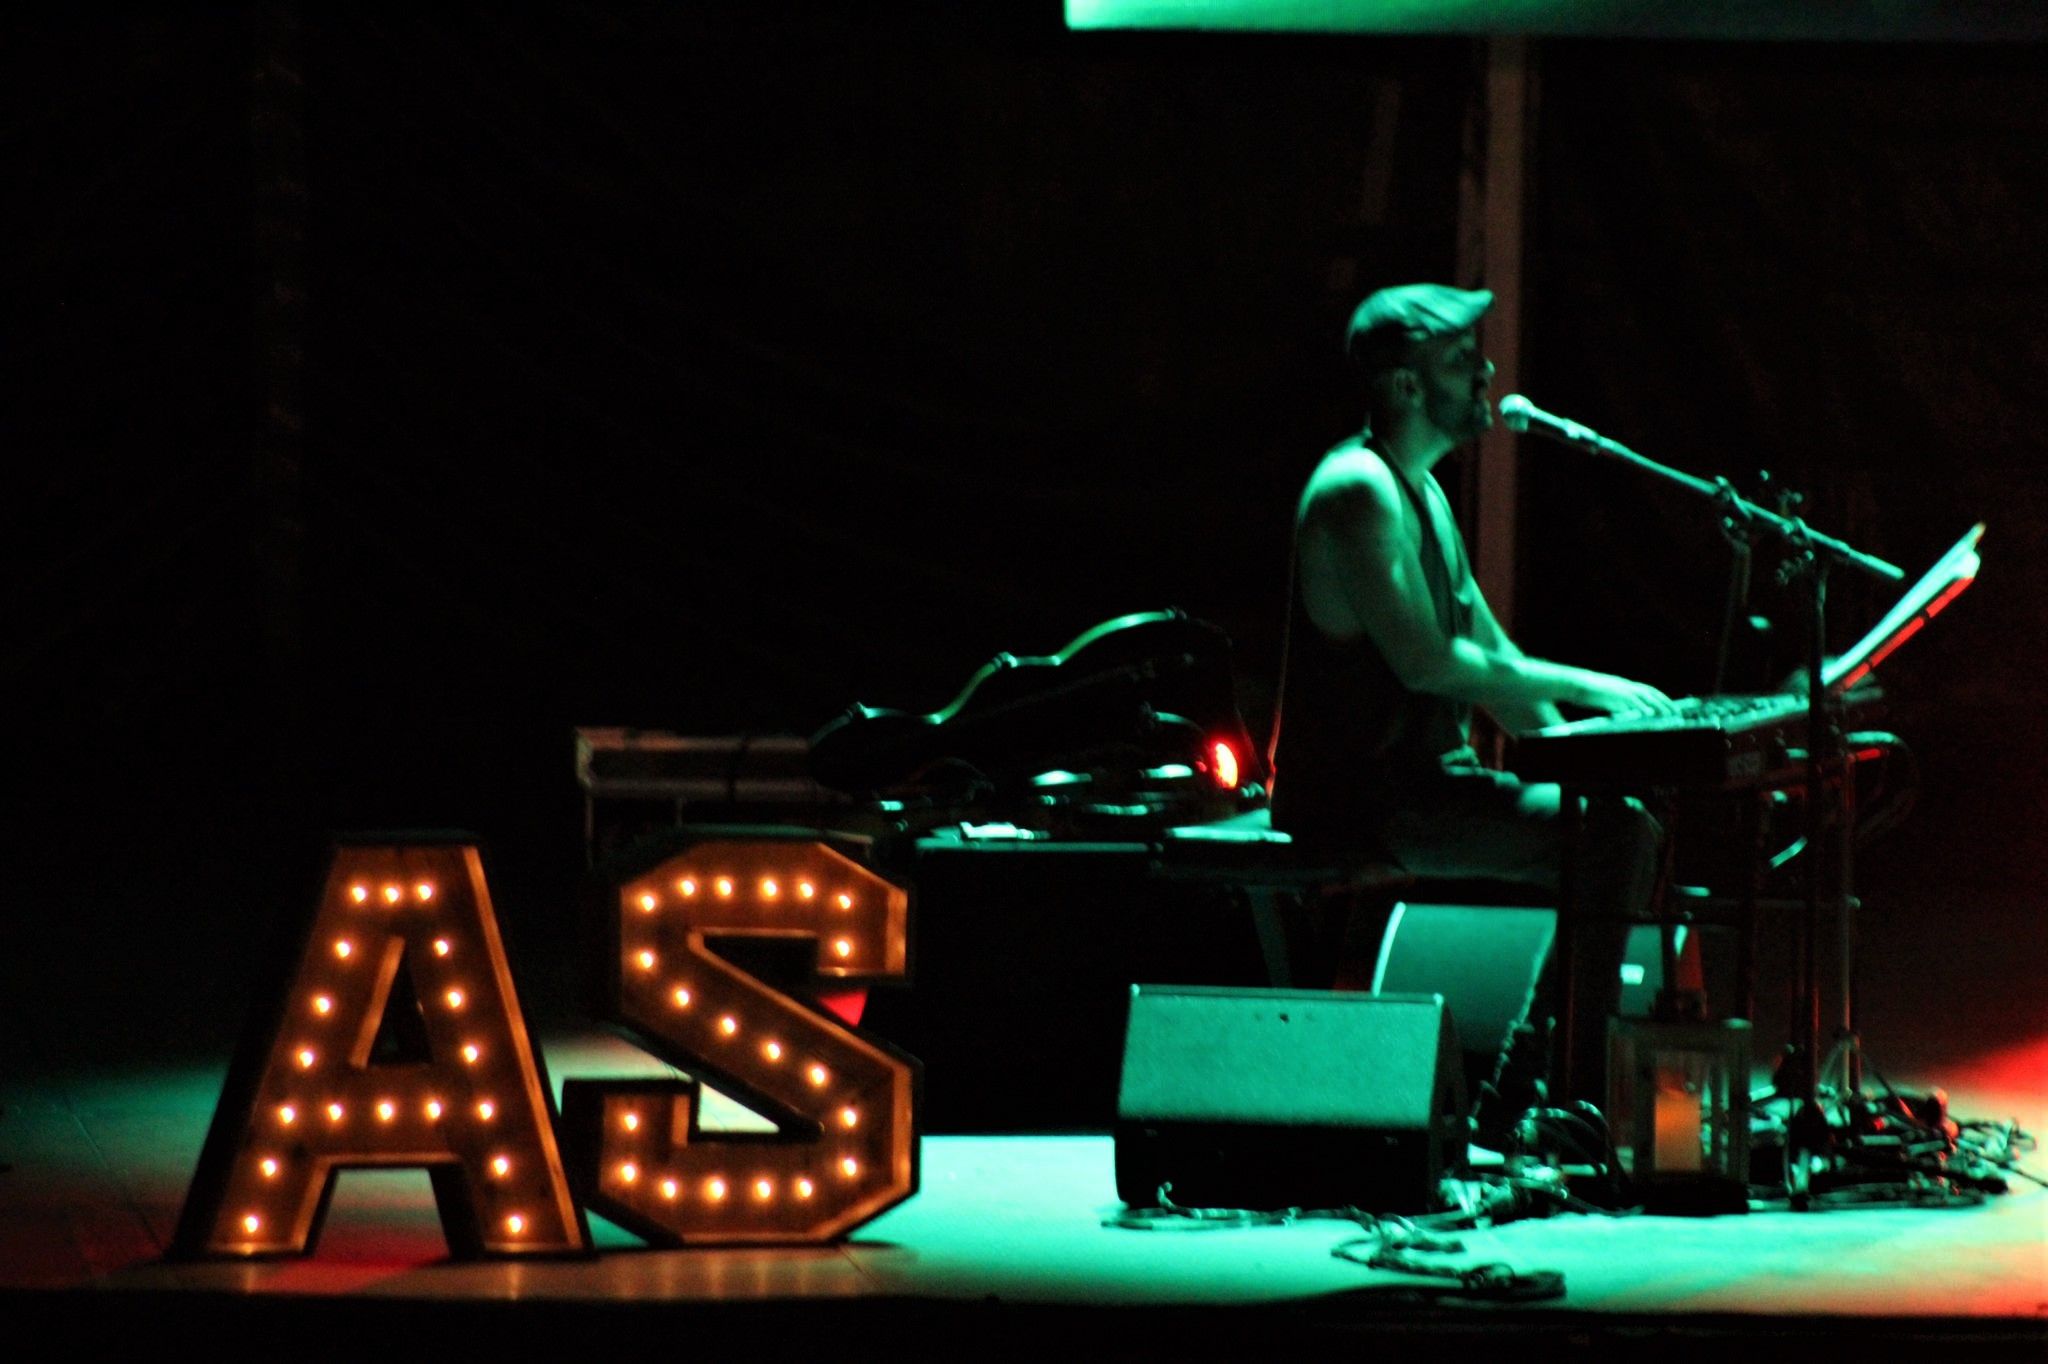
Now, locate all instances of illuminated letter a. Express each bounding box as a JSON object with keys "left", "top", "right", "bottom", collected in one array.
[{"left": 173, "top": 839, "right": 586, "bottom": 1257}]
